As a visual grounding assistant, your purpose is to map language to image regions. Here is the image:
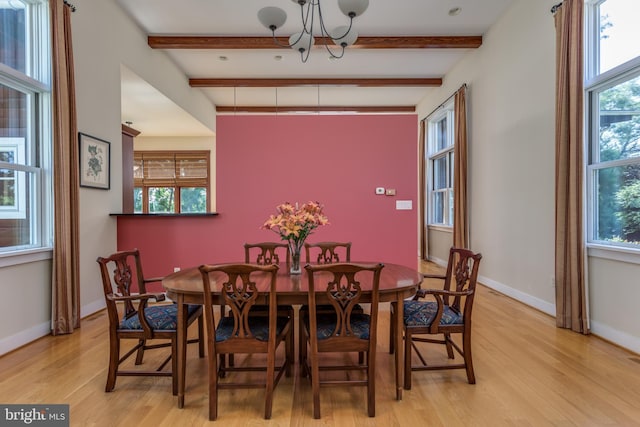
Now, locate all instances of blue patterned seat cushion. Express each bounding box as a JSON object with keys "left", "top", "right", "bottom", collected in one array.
[
  {"left": 120, "top": 304, "right": 201, "bottom": 331},
  {"left": 215, "top": 315, "right": 290, "bottom": 342},
  {"left": 306, "top": 313, "right": 371, "bottom": 340},
  {"left": 403, "top": 300, "right": 463, "bottom": 327}
]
